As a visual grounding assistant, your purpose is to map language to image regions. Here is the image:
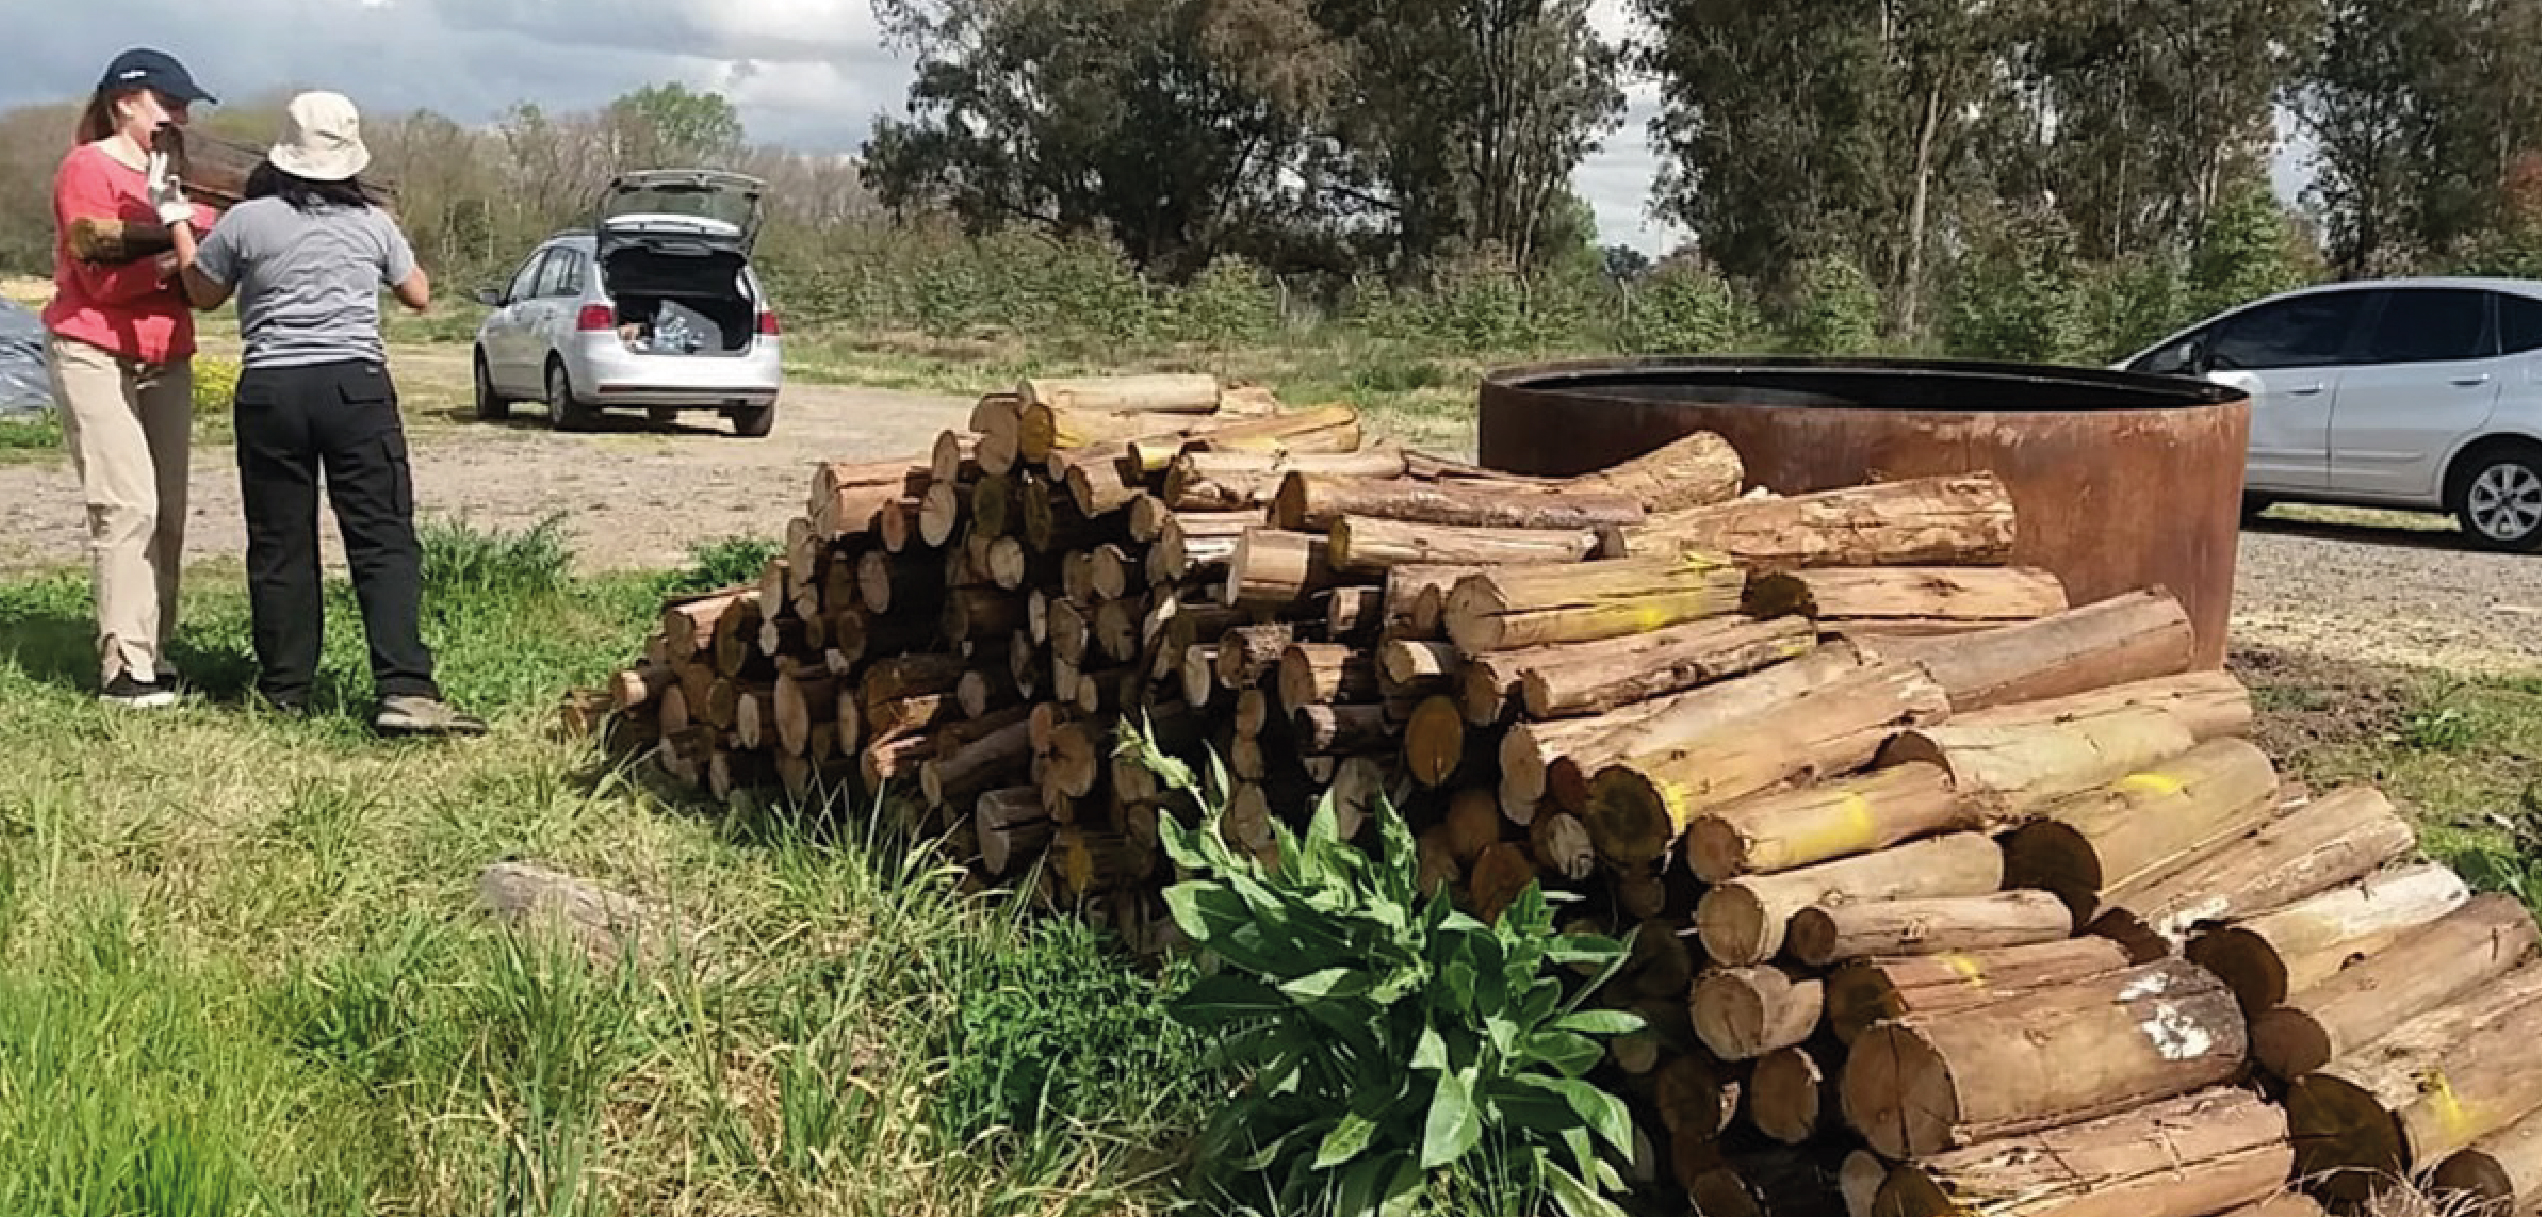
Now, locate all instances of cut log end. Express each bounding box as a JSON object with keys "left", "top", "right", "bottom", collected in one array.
[{"left": 1842, "top": 1022, "right": 1959, "bottom": 1161}]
